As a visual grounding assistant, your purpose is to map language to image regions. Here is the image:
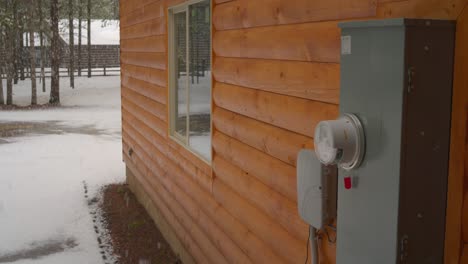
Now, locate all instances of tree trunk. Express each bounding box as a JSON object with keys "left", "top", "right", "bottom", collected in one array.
[
  {"left": 78, "top": 0, "right": 82, "bottom": 76},
  {"left": 0, "top": 40, "right": 4, "bottom": 105},
  {"left": 6, "top": 22, "right": 14, "bottom": 105},
  {"left": 29, "top": 3, "right": 37, "bottom": 105},
  {"left": 69, "top": 0, "right": 75, "bottom": 88},
  {"left": 19, "top": 29, "right": 25, "bottom": 80},
  {"left": 50, "top": 0, "right": 60, "bottom": 104},
  {"left": 0, "top": 67, "right": 4, "bottom": 105},
  {"left": 25, "top": 31, "right": 29, "bottom": 77},
  {"left": 0, "top": 23, "right": 5, "bottom": 105},
  {"left": 113, "top": 0, "right": 118, "bottom": 19},
  {"left": 87, "top": 0, "right": 91, "bottom": 78},
  {"left": 38, "top": 0, "right": 46, "bottom": 92},
  {"left": 13, "top": 0, "right": 18, "bottom": 84}
]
